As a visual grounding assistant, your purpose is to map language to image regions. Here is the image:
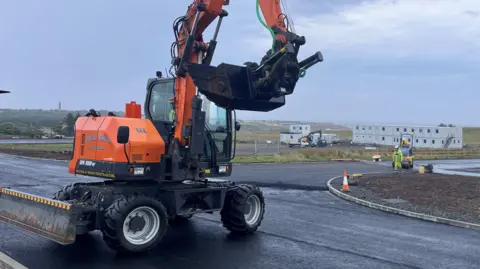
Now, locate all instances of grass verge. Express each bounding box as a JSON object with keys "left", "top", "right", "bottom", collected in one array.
[
  {"left": 0, "top": 143, "right": 73, "bottom": 152},
  {"left": 1, "top": 143, "right": 480, "bottom": 163}
]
